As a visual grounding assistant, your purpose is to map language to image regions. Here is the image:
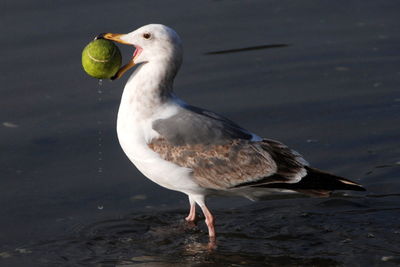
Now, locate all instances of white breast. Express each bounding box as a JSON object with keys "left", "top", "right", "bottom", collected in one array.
[{"left": 116, "top": 88, "right": 204, "bottom": 196}]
